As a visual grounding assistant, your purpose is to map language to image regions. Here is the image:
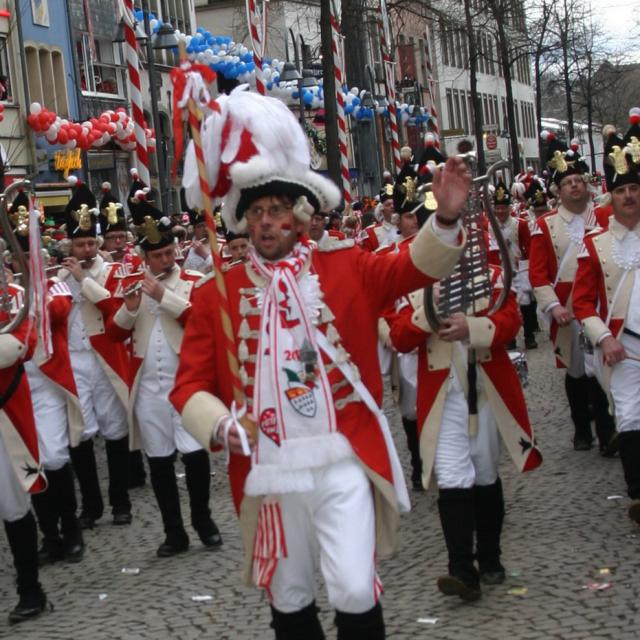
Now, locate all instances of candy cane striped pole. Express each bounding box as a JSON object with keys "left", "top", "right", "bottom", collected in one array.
[
  {"left": 246, "top": 0, "right": 267, "bottom": 95},
  {"left": 329, "top": 5, "right": 351, "bottom": 205},
  {"left": 120, "top": 0, "right": 150, "bottom": 186},
  {"left": 377, "top": 0, "right": 401, "bottom": 174},
  {"left": 423, "top": 25, "right": 440, "bottom": 146}
]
